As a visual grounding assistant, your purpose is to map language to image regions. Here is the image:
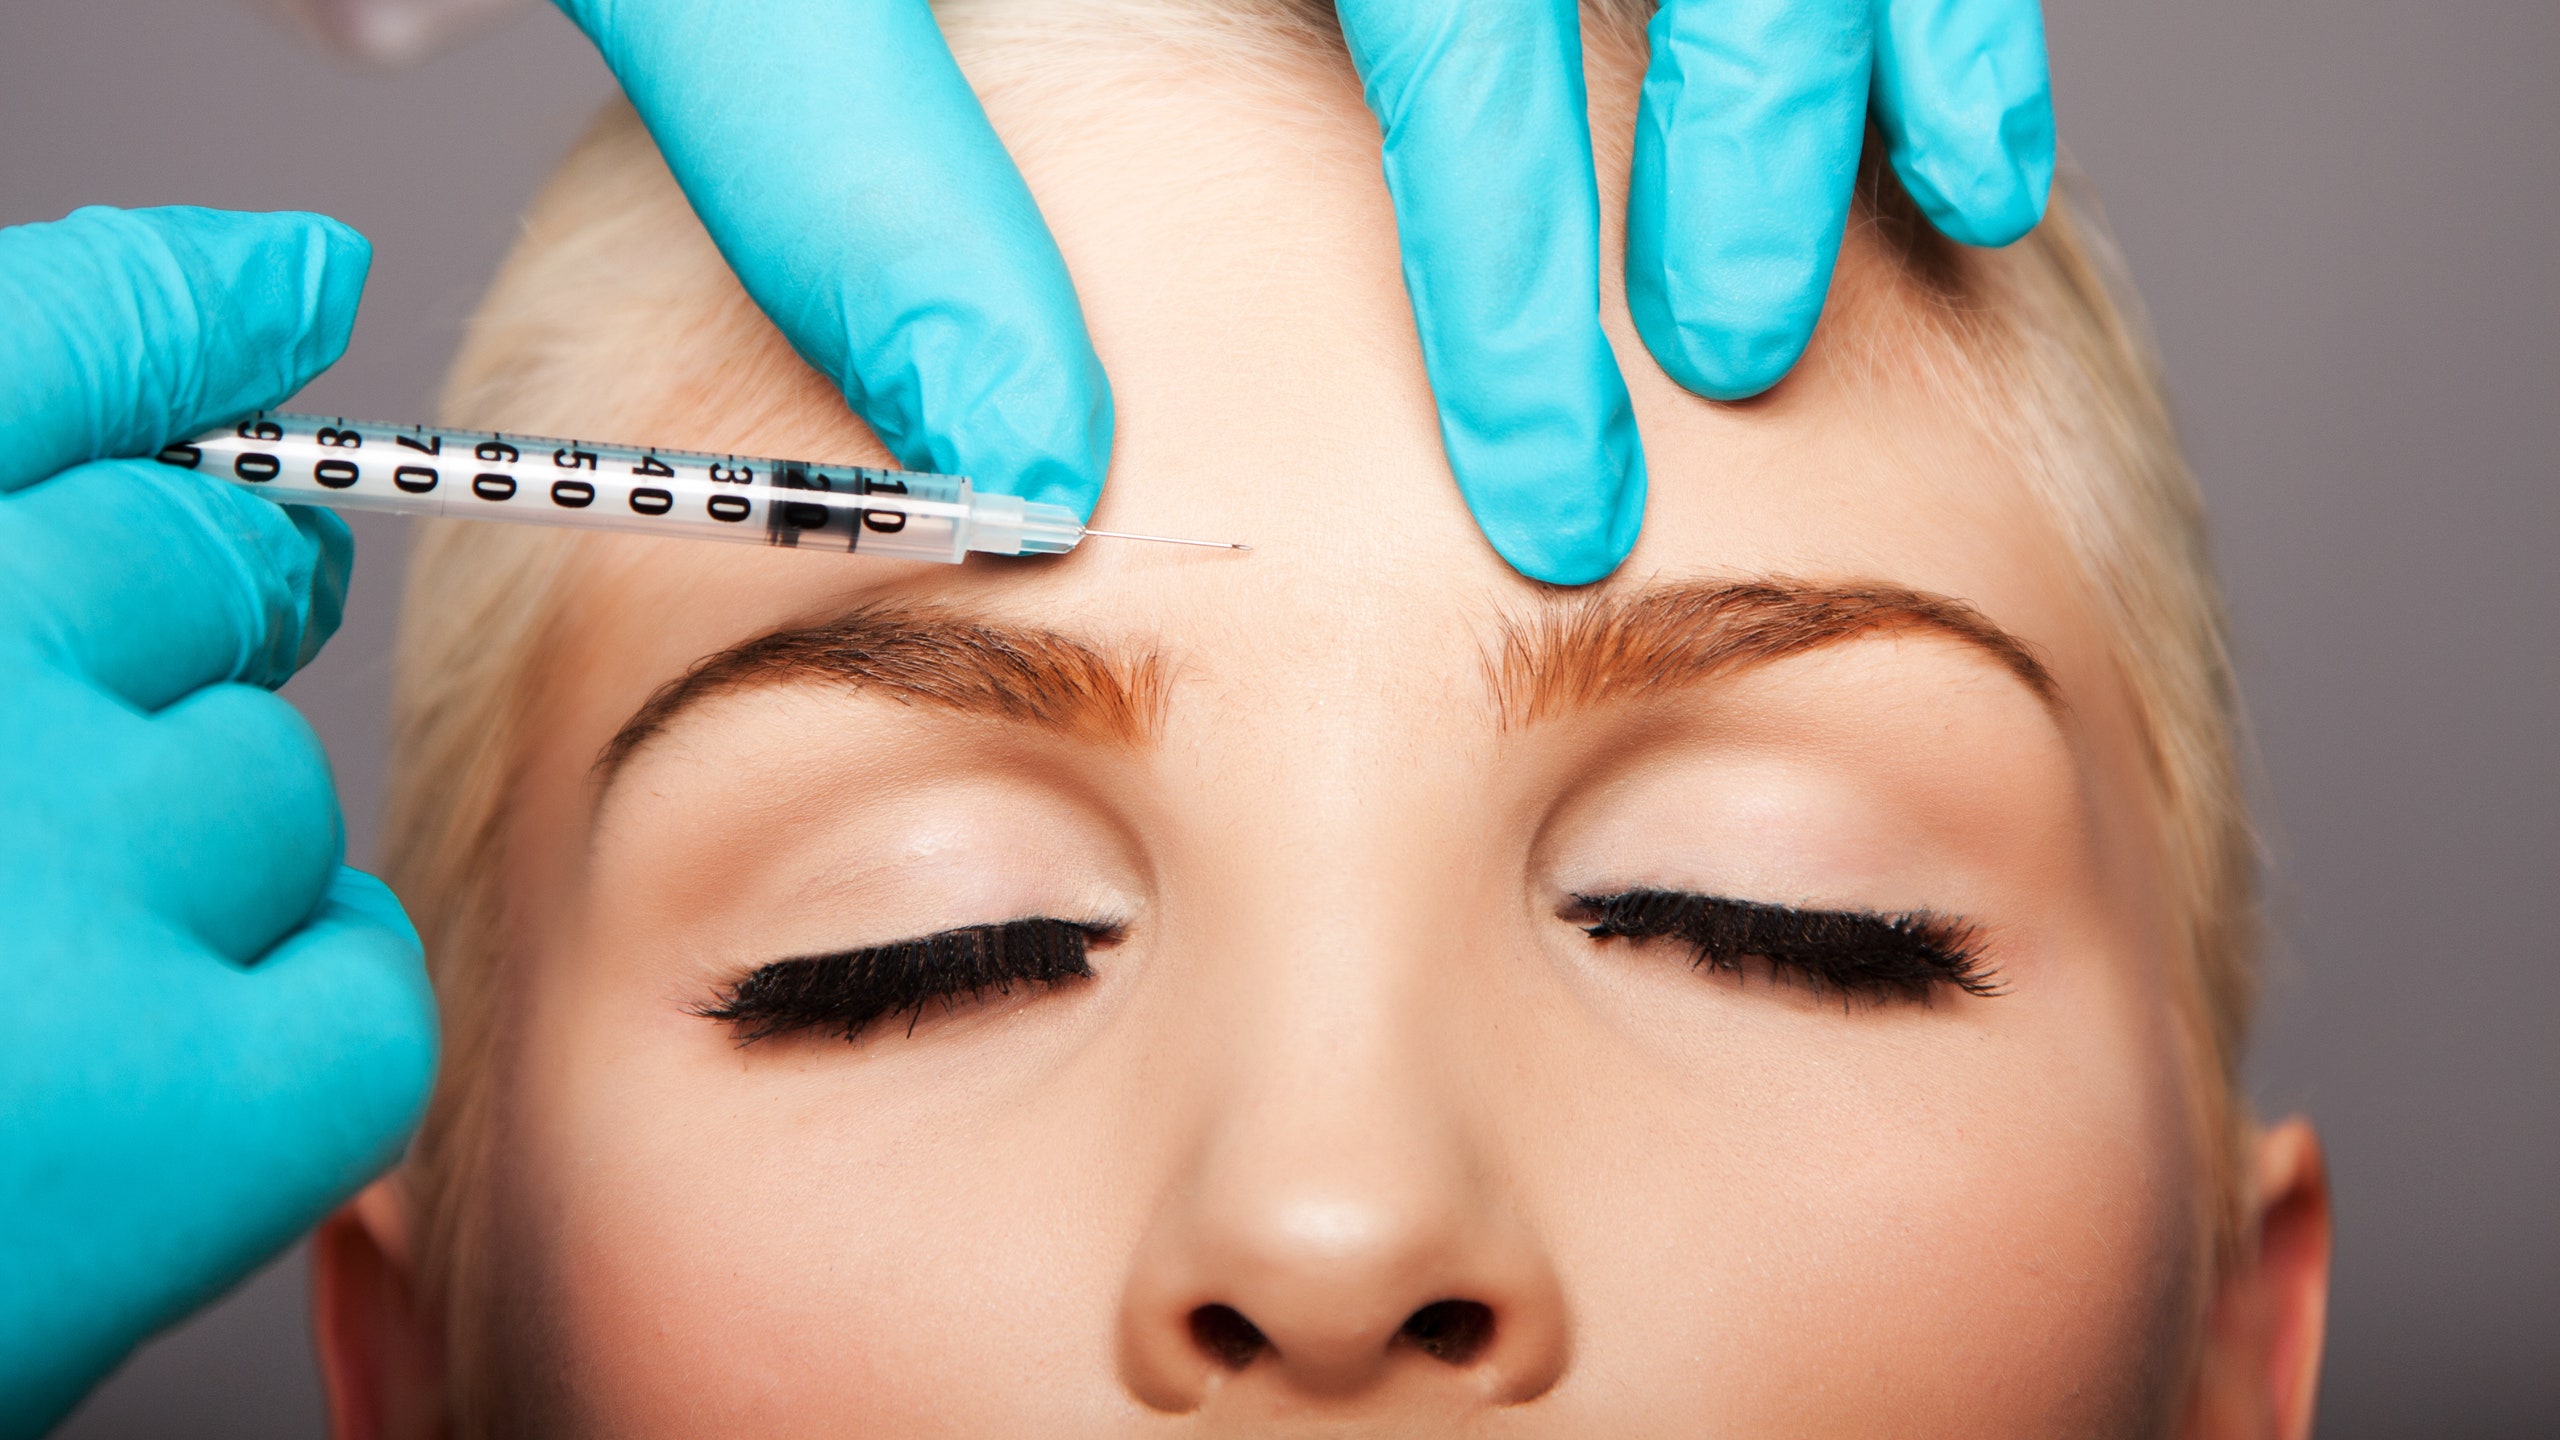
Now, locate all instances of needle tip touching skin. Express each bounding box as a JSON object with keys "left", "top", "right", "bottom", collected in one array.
[{"left": 1080, "top": 529, "right": 1252, "bottom": 551}]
